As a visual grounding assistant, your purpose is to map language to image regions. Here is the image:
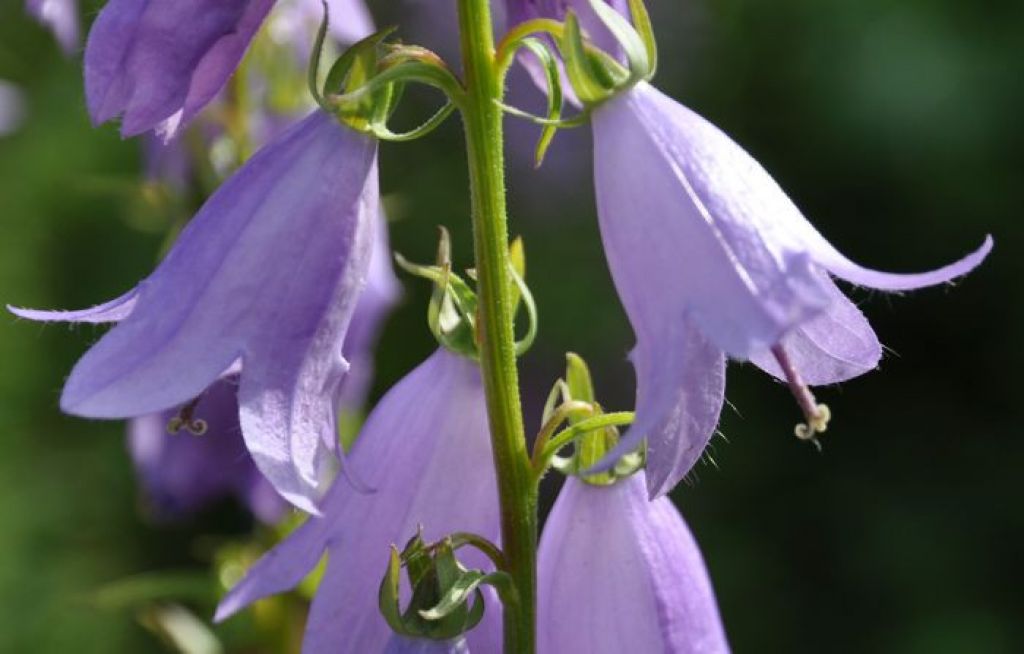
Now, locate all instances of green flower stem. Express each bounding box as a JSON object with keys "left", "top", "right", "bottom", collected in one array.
[{"left": 456, "top": 0, "right": 538, "bottom": 651}]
